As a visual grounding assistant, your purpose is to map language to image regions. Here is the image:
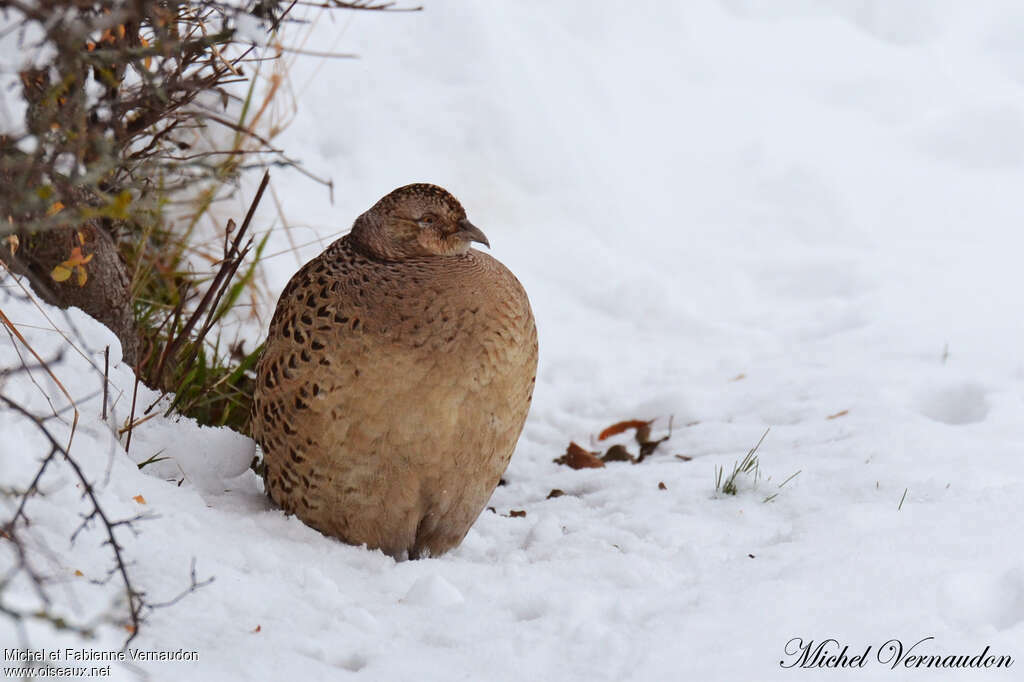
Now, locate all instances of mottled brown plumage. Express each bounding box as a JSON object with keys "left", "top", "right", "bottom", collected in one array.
[{"left": 252, "top": 184, "right": 537, "bottom": 559}]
